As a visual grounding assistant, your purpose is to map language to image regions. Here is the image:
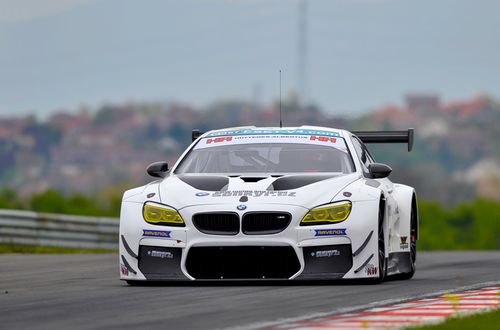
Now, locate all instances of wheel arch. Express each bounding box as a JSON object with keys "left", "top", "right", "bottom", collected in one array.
[{"left": 392, "top": 184, "right": 419, "bottom": 243}]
